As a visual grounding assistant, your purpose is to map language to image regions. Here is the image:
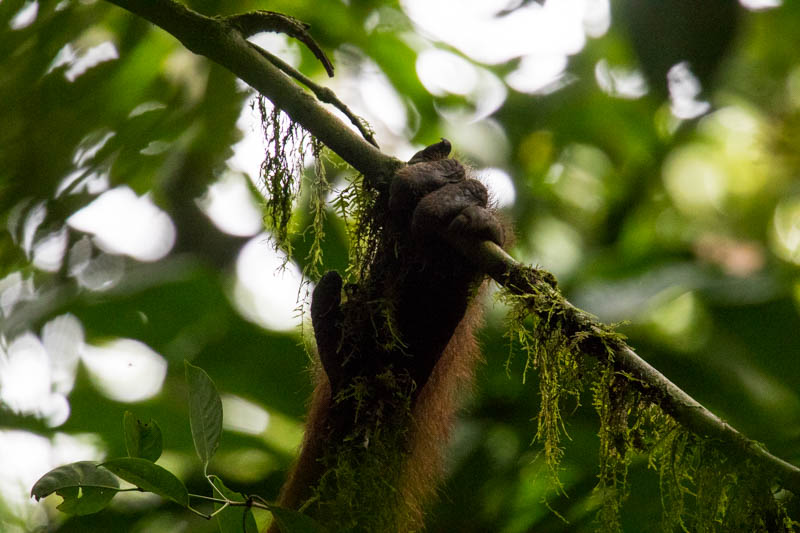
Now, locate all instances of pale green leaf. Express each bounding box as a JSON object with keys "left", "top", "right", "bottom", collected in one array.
[
  {"left": 30, "top": 461, "right": 119, "bottom": 516},
  {"left": 185, "top": 360, "right": 223, "bottom": 468},
  {"left": 209, "top": 475, "right": 258, "bottom": 533},
  {"left": 101, "top": 457, "right": 189, "bottom": 507},
  {"left": 123, "top": 410, "right": 163, "bottom": 462}
]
